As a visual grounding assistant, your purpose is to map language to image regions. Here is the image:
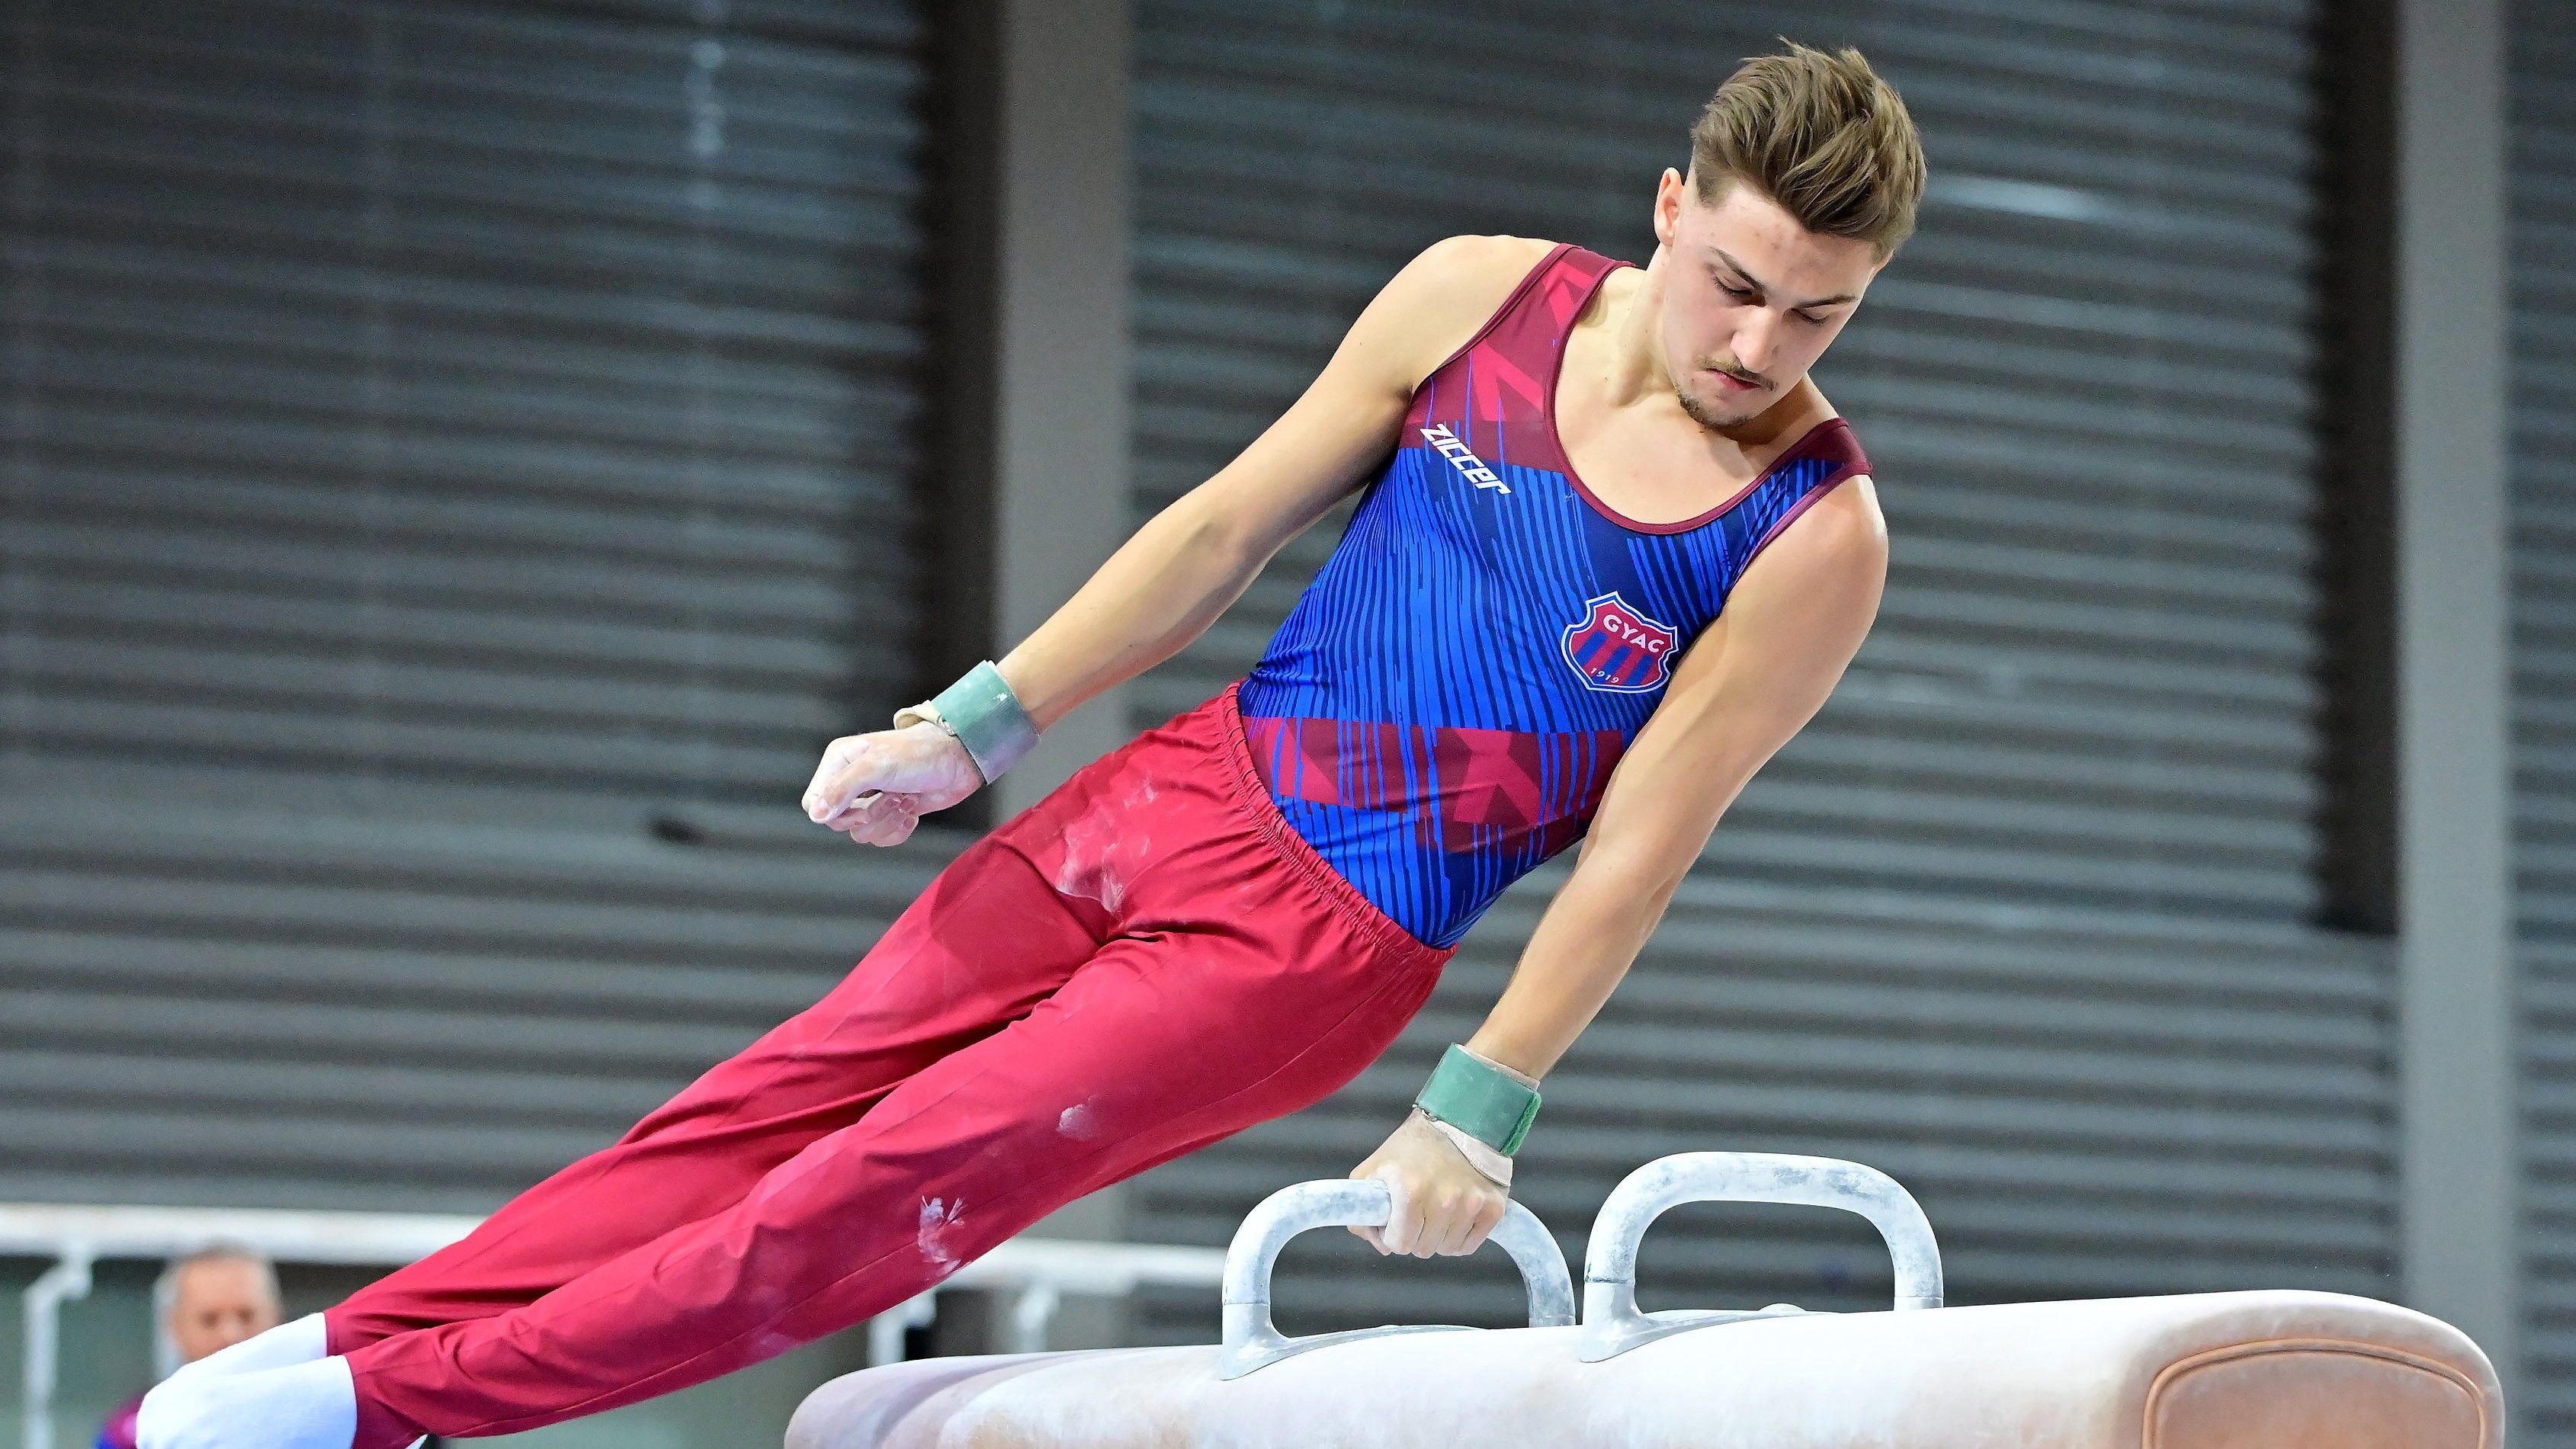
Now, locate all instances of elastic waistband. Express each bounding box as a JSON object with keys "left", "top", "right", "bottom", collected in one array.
[{"left": 1206, "top": 681, "right": 1453, "bottom": 975}]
